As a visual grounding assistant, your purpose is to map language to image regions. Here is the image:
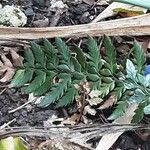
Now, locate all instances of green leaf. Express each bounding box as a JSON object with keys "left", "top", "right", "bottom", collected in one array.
[
  {"left": 87, "top": 36, "right": 101, "bottom": 71},
  {"left": 24, "top": 48, "right": 34, "bottom": 67},
  {"left": 57, "top": 86, "right": 77, "bottom": 107},
  {"left": 129, "top": 89, "right": 146, "bottom": 104},
  {"left": 100, "top": 69, "right": 112, "bottom": 76},
  {"left": 38, "top": 78, "right": 70, "bottom": 107},
  {"left": 87, "top": 62, "right": 99, "bottom": 74},
  {"left": 108, "top": 101, "right": 127, "bottom": 120},
  {"left": 136, "top": 74, "right": 150, "bottom": 87},
  {"left": 43, "top": 39, "right": 56, "bottom": 55},
  {"left": 132, "top": 40, "right": 146, "bottom": 73},
  {"left": 74, "top": 46, "right": 87, "bottom": 71},
  {"left": 71, "top": 57, "right": 81, "bottom": 72},
  {"left": 34, "top": 71, "right": 56, "bottom": 96},
  {"left": 11, "top": 69, "right": 34, "bottom": 87},
  {"left": 72, "top": 72, "right": 85, "bottom": 80},
  {"left": 43, "top": 39, "right": 58, "bottom": 66},
  {"left": 47, "top": 62, "right": 56, "bottom": 70},
  {"left": 126, "top": 59, "right": 137, "bottom": 79},
  {"left": 99, "top": 81, "right": 115, "bottom": 97},
  {"left": 87, "top": 74, "right": 100, "bottom": 82},
  {"left": 24, "top": 71, "right": 46, "bottom": 93},
  {"left": 31, "top": 42, "right": 45, "bottom": 65},
  {"left": 123, "top": 78, "right": 138, "bottom": 90},
  {"left": 57, "top": 64, "right": 70, "bottom": 73},
  {"left": 103, "top": 35, "right": 117, "bottom": 74},
  {"left": 132, "top": 102, "right": 146, "bottom": 123},
  {"left": 112, "top": 86, "right": 125, "bottom": 100},
  {"left": 55, "top": 37, "right": 71, "bottom": 65},
  {"left": 0, "top": 137, "right": 27, "bottom": 150}
]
